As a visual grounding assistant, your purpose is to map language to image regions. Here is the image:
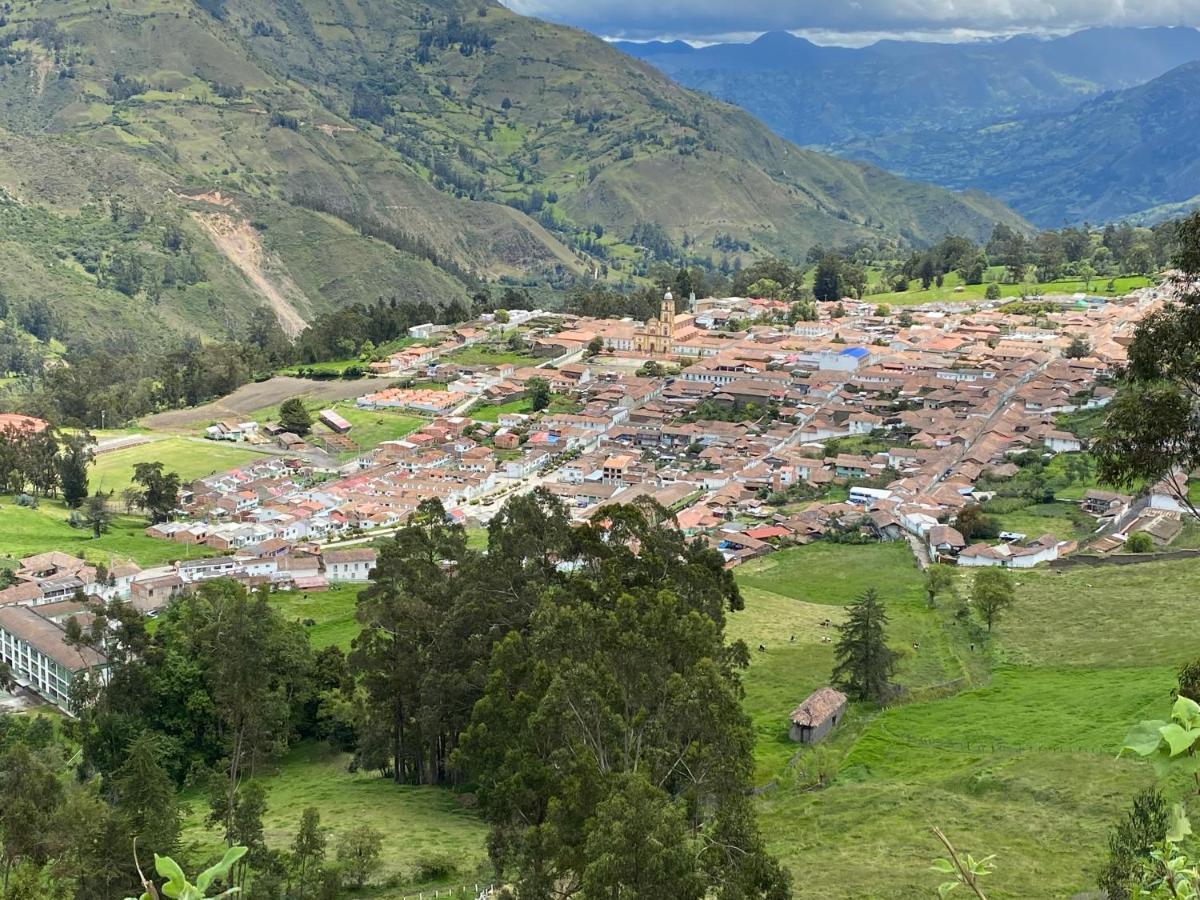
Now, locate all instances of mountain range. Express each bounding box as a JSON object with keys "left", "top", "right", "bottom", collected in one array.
[
  {"left": 839, "top": 60, "right": 1200, "bottom": 228},
  {"left": 615, "top": 26, "right": 1200, "bottom": 147},
  {"left": 0, "top": 0, "right": 1022, "bottom": 350}
]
